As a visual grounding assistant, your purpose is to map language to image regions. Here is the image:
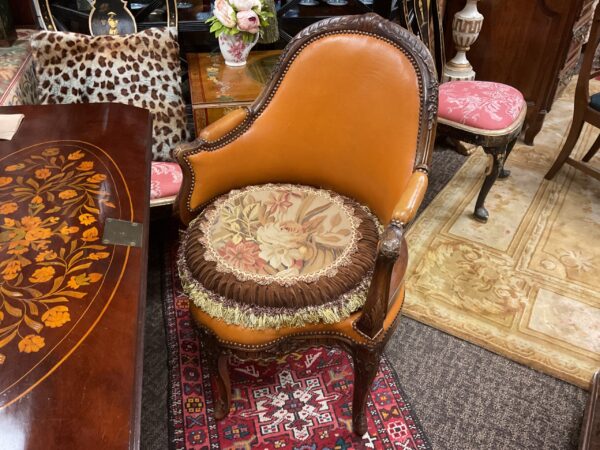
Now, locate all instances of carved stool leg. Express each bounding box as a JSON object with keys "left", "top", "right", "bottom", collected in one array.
[
  {"left": 351, "top": 345, "right": 382, "bottom": 436},
  {"left": 214, "top": 353, "right": 232, "bottom": 419},
  {"left": 474, "top": 146, "right": 503, "bottom": 223},
  {"left": 498, "top": 137, "right": 517, "bottom": 179},
  {"left": 202, "top": 333, "right": 232, "bottom": 419}
]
